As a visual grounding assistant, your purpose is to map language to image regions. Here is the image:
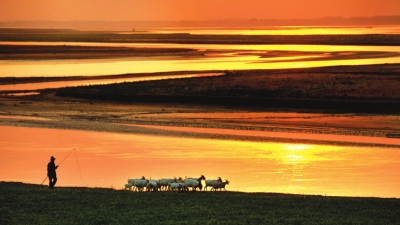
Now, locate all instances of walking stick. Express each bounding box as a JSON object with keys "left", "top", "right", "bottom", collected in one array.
[{"left": 40, "top": 176, "right": 48, "bottom": 185}]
